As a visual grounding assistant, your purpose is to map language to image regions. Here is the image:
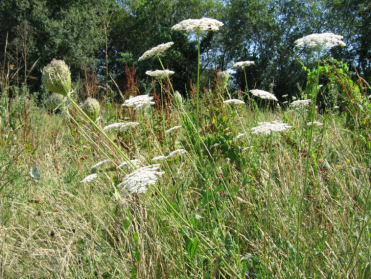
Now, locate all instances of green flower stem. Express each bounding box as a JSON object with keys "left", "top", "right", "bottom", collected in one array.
[
  {"left": 296, "top": 47, "right": 322, "bottom": 276},
  {"left": 243, "top": 68, "right": 249, "bottom": 93},
  {"left": 196, "top": 32, "right": 201, "bottom": 124},
  {"left": 158, "top": 57, "right": 175, "bottom": 95}
]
